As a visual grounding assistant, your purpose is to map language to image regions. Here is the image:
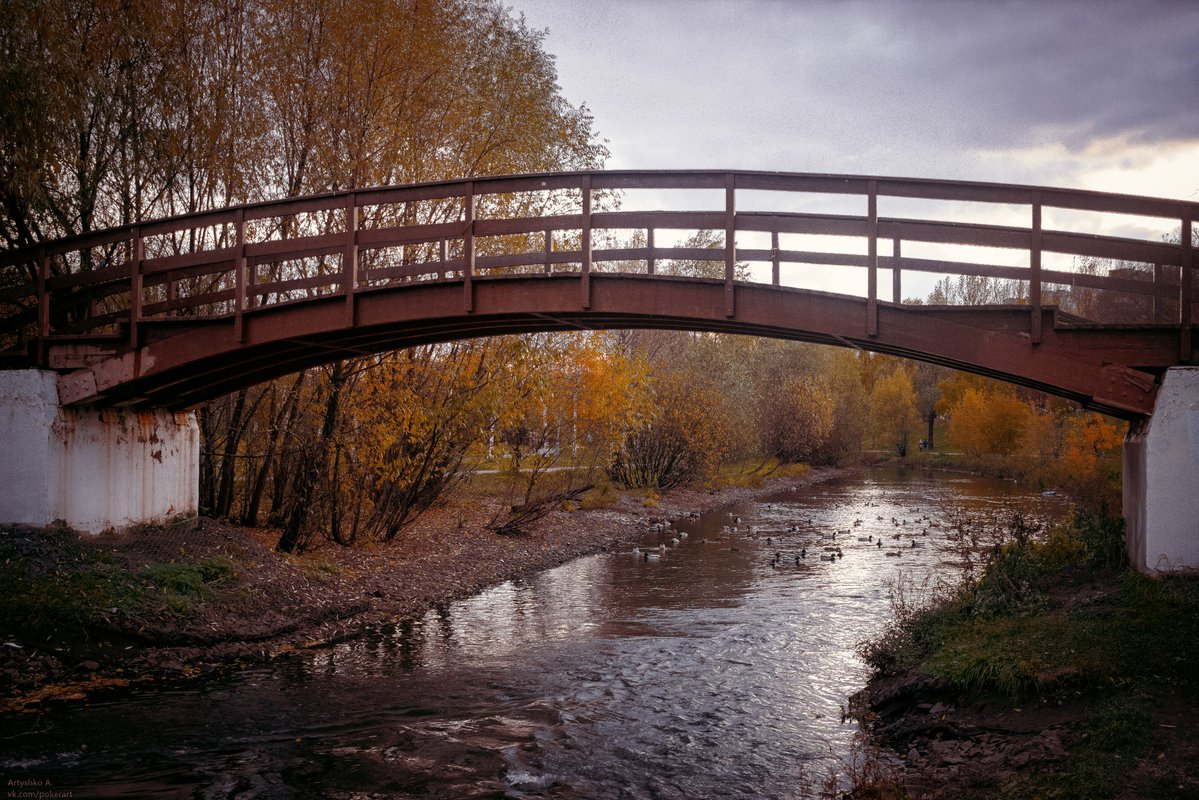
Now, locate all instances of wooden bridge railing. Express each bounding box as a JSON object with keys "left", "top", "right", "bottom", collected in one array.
[{"left": 1, "top": 170, "right": 1195, "bottom": 362}]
